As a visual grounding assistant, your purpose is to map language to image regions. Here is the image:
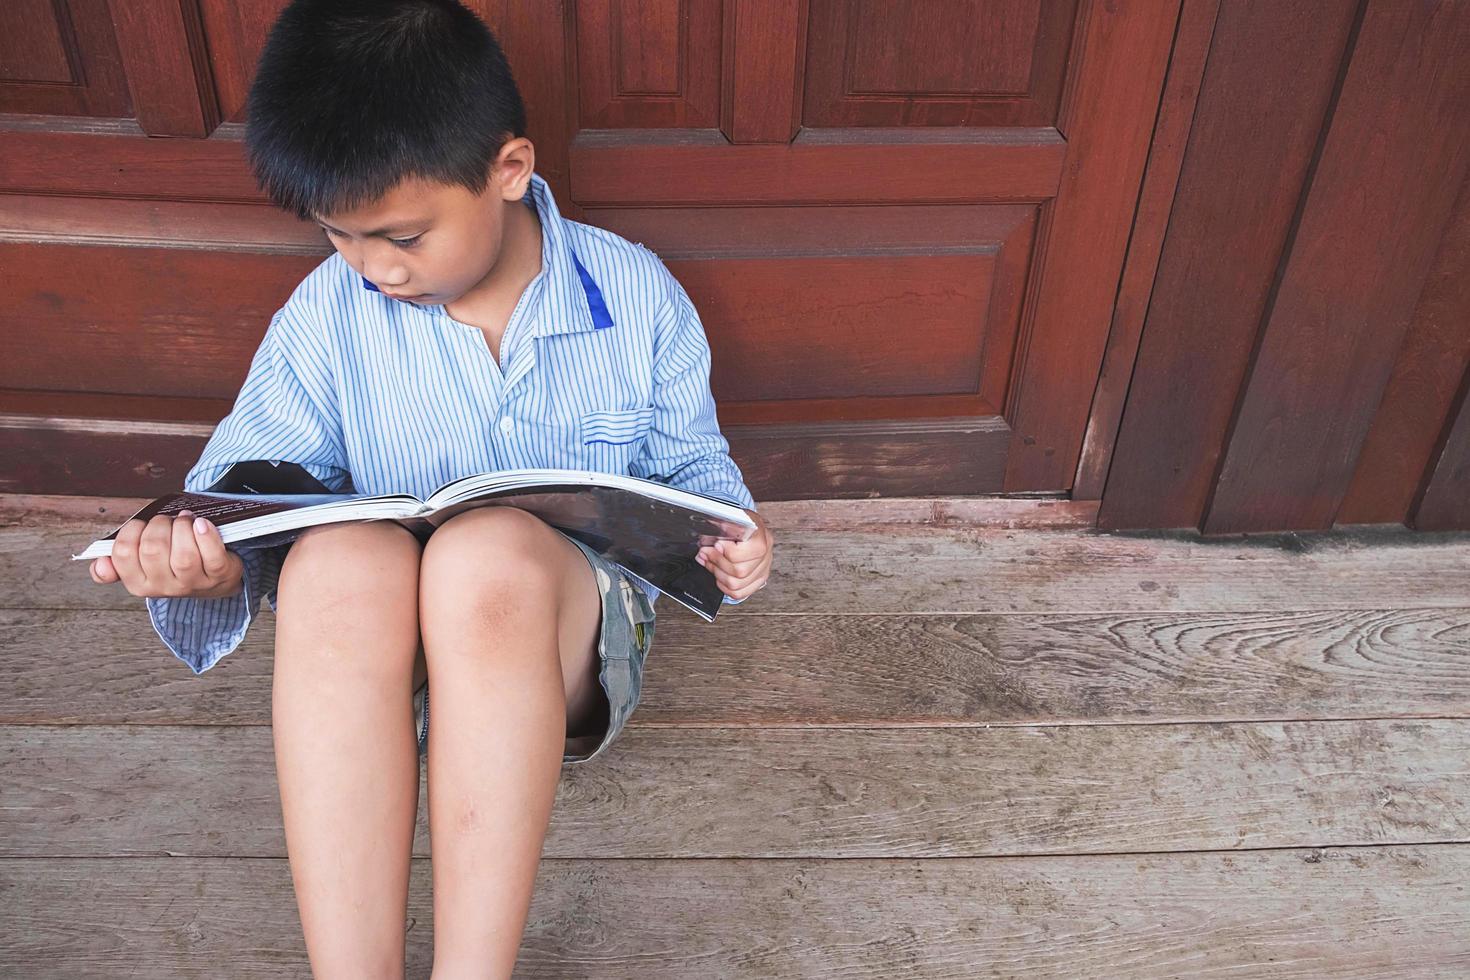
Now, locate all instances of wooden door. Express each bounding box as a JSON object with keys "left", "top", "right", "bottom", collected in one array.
[
  {"left": 0, "top": 1, "right": 1178, "bottom": 501},
  {"left": 557, "top": 1, "right": 1179, "bottom": 497}
]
